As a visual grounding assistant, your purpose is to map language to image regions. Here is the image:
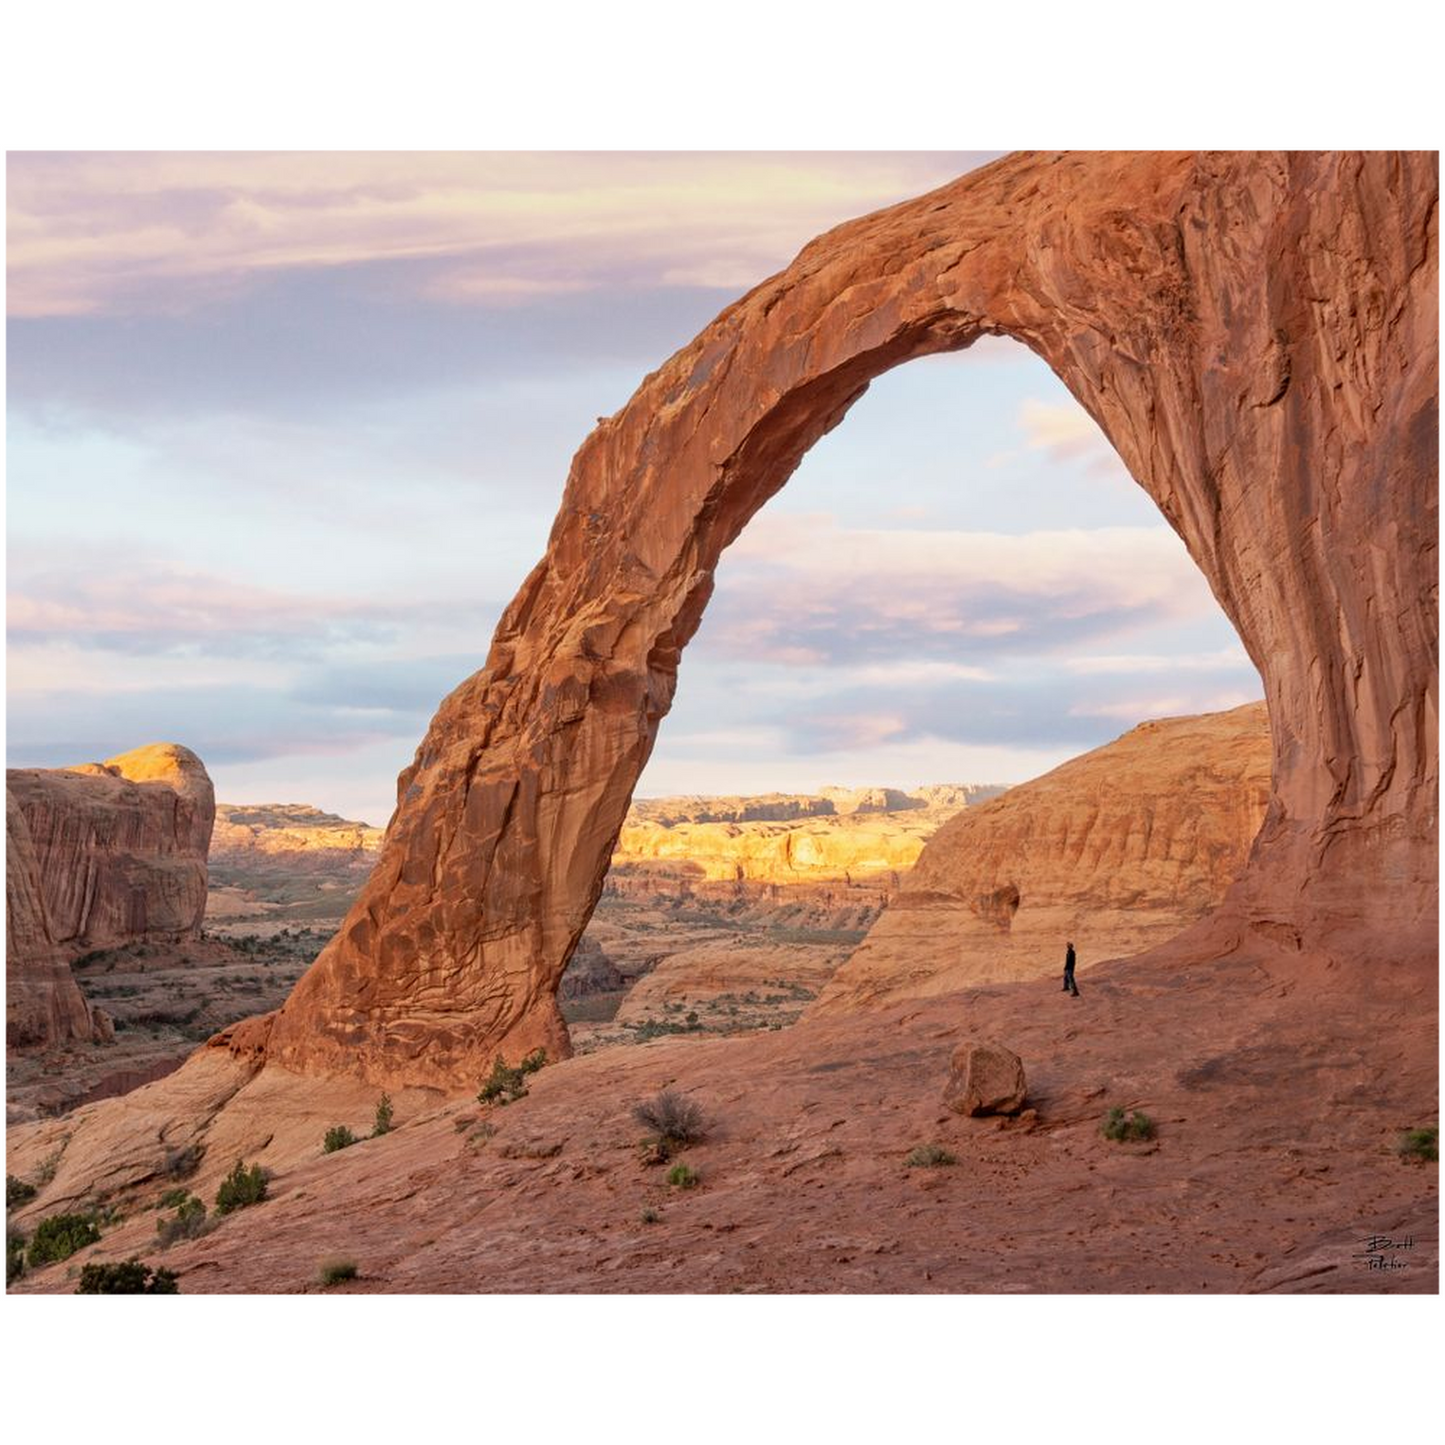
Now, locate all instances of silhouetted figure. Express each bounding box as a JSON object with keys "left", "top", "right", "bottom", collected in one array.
[{"left": 1062, "top": 941, "right": 1079, "bottom": 996}]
